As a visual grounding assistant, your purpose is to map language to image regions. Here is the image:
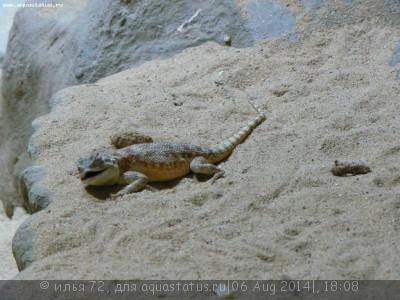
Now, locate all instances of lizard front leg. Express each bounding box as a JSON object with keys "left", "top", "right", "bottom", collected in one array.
[
  {"left": 117, "top": 171, "right": 148, "bottom": 195},
  {"left": 190, "top": 156, "right": 225, "bottom": 183}
]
